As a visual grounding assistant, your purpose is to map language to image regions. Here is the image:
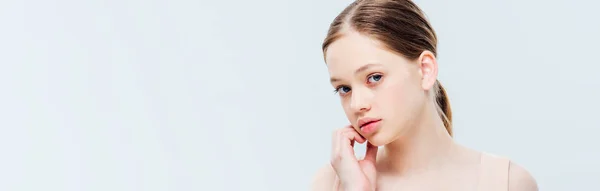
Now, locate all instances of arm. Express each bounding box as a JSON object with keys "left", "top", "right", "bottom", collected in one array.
[
  {"left": 311, "top": 164, "right": 338, "bottom": 191},
  {"left": 508, "top": 162, "right": 539, "bottom": 191}
]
